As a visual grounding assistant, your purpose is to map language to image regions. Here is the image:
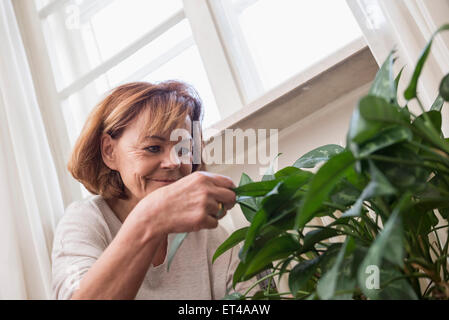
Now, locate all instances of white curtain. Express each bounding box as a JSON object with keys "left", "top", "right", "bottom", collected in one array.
[
  {"left": 0, "top": 0, "right": 65, "bottom": 299},
  {"left": 347, "top": 0, "right": 449, "bottom": 133}
]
